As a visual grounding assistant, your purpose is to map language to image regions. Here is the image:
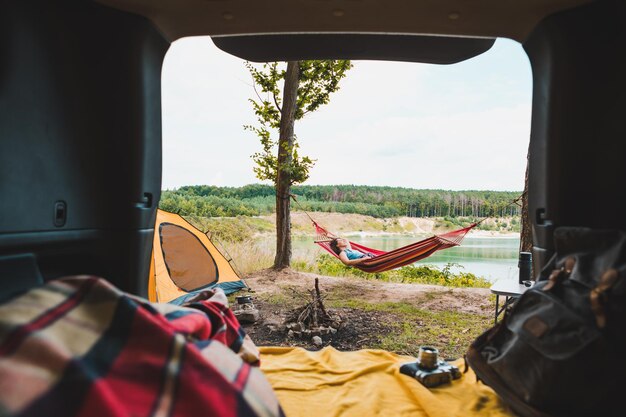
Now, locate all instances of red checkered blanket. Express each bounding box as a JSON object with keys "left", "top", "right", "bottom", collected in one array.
[{"left": 0, "top": 276, "right": 283, "bottom": 417}]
